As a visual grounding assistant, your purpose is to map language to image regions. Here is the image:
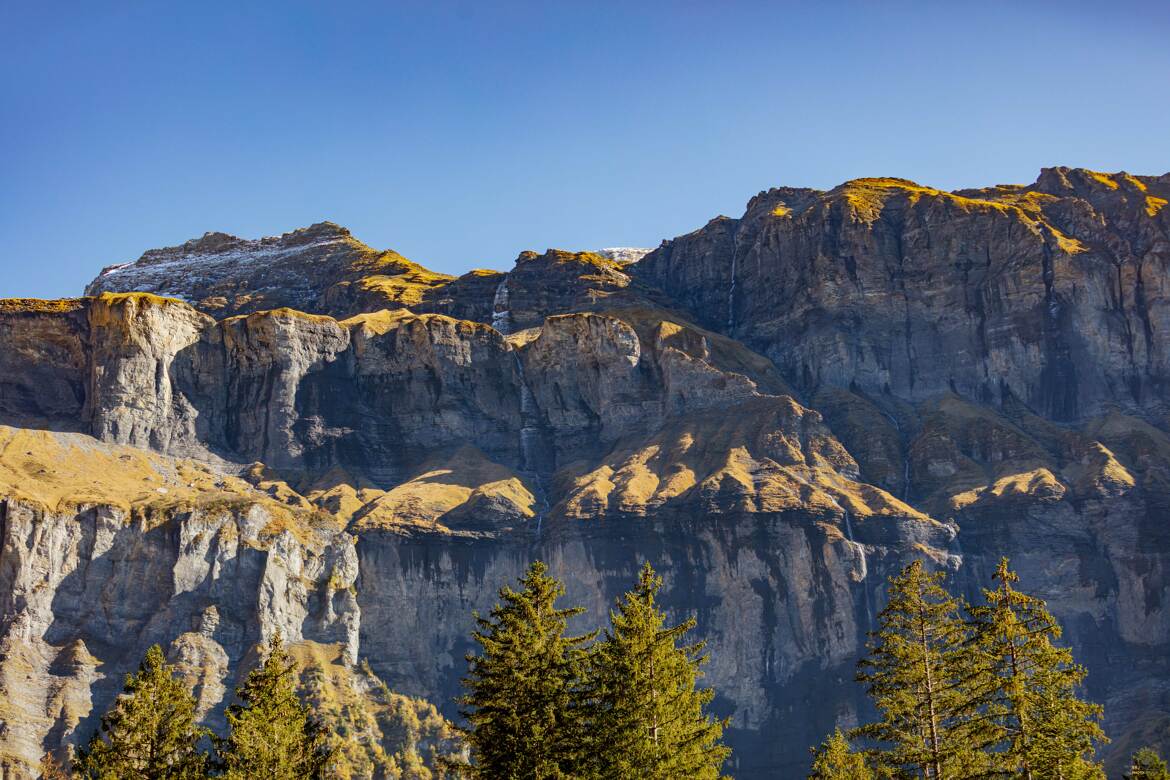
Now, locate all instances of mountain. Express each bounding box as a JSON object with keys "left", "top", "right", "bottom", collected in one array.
[{"left": 2, "top": 167, "right": 1168, "bottom": 777}]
